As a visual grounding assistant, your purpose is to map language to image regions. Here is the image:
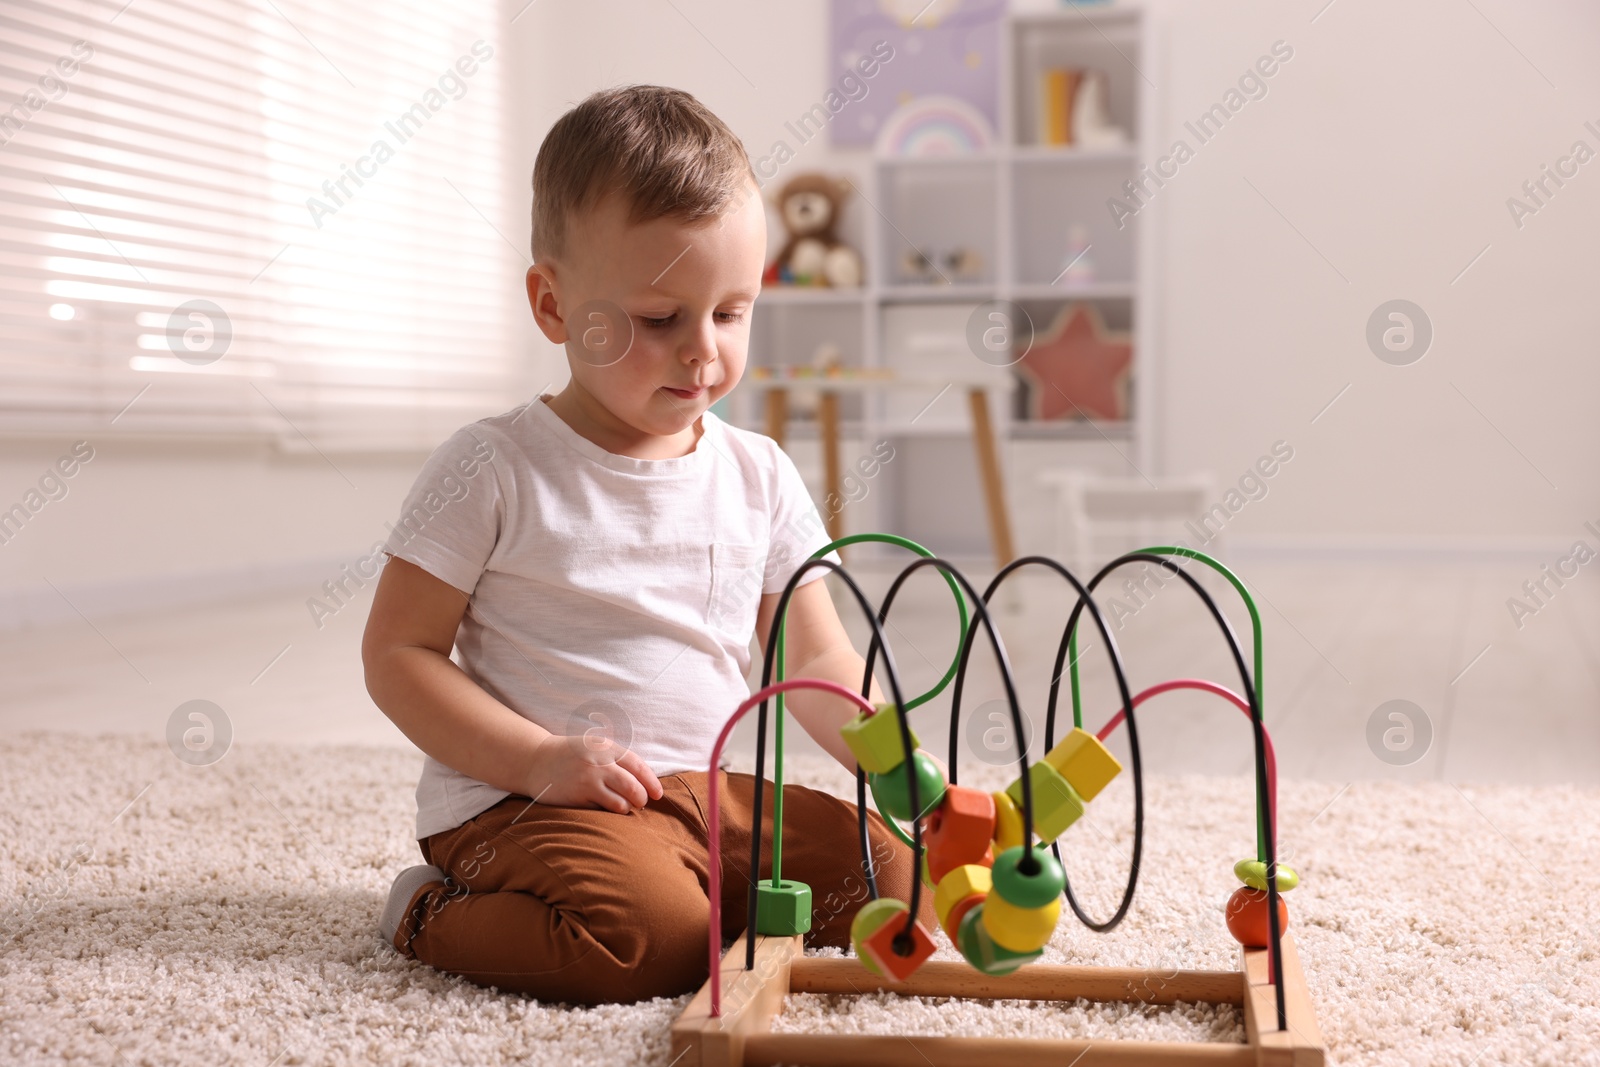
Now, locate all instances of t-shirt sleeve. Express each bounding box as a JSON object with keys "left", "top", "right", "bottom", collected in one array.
[
  {"left": 382, "top": 426, "right": 503, "bottom": 596},
  {"left": 764, "top": 444, "right": 842, "bottom": 595}
]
